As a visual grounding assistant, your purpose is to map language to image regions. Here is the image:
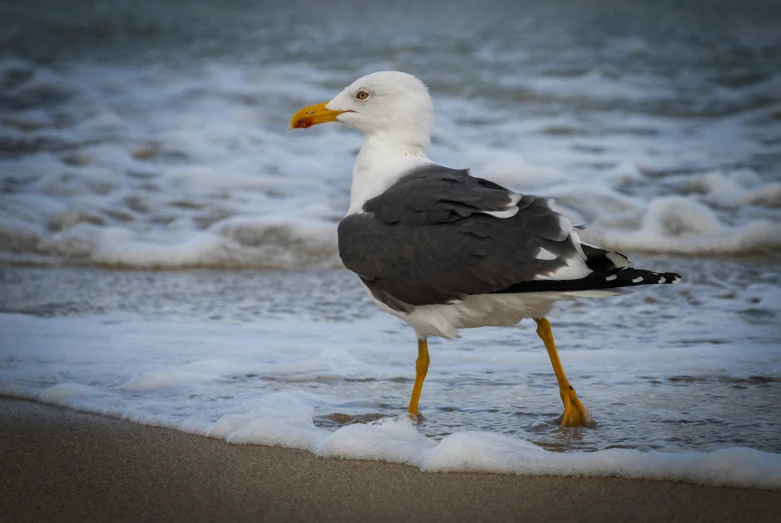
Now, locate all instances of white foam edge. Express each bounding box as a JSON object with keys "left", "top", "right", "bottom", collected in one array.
[{"left": 4, "top": 385, "right": 780, "bottom": 491}]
